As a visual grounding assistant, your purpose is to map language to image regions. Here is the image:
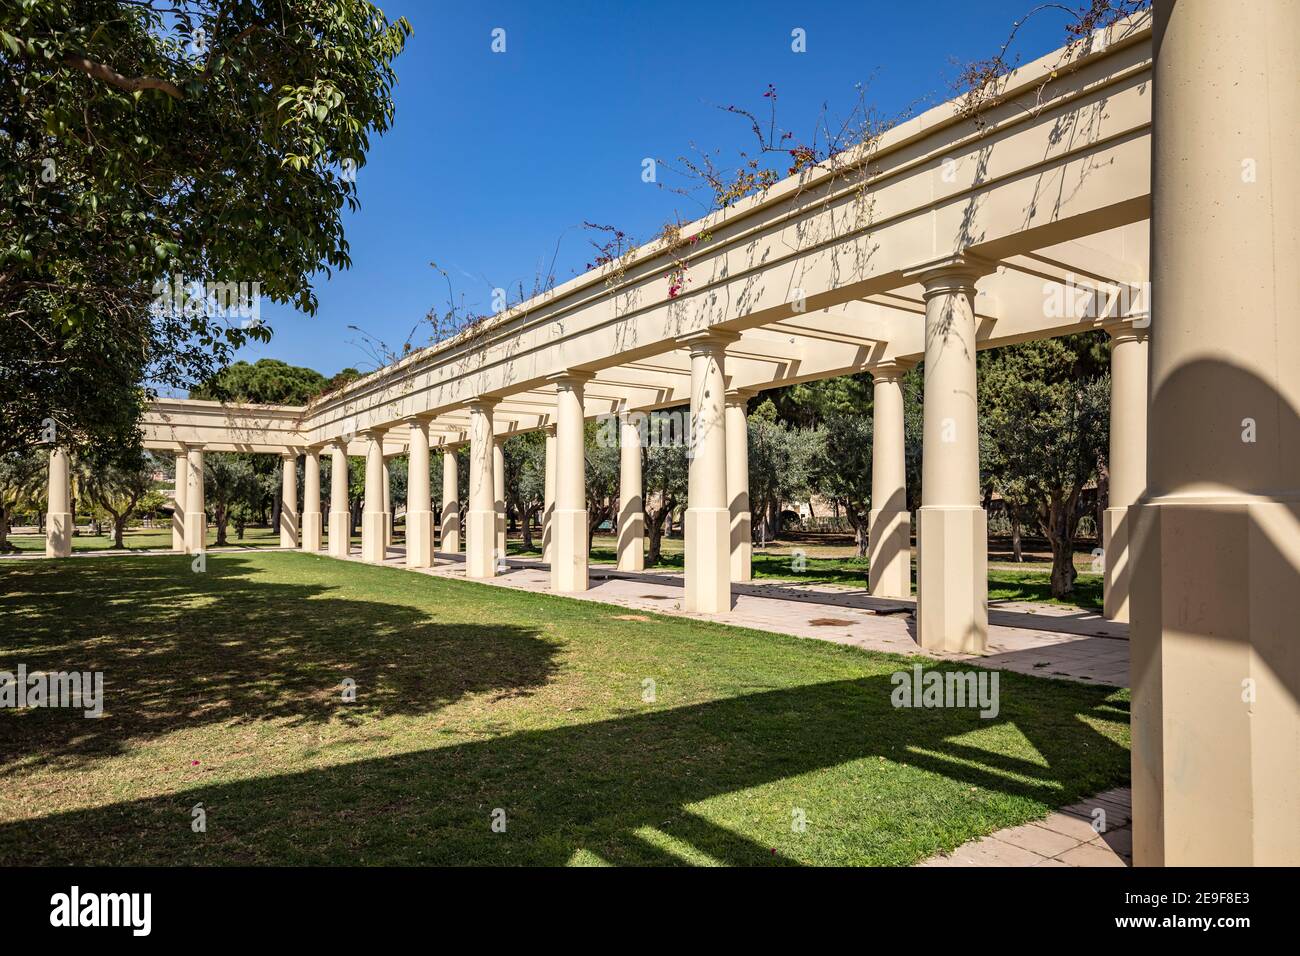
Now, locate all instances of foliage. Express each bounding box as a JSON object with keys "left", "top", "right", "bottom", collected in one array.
[
  {"left": 641, "top": 411, "right": 689, "bottom": 564},
  {"left": 0, "top": 0, "right": 410, "bottom": 455},
  {"left": 77, "top": 445, "right": 156, "bottom": 548},
  {"left": 980, "top": 335, "right": 1110, "bottom": 597},
  {"left": 817, "top": 410, "right": 874, "bottom": 556},
  {"left": 747, "top": 399, "right": 823, "bottom": 542}
]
